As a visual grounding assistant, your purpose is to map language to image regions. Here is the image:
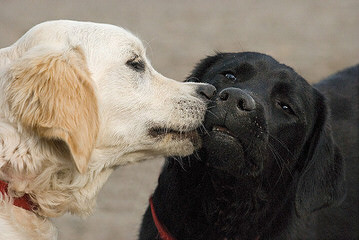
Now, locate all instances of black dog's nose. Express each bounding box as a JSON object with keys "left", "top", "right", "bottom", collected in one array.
[
  {"left": 218, "top": 87, "right": 256, "bottom": 111},
  {"left": 197, "top": 84, "right": 217, "bottom": 100}
]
